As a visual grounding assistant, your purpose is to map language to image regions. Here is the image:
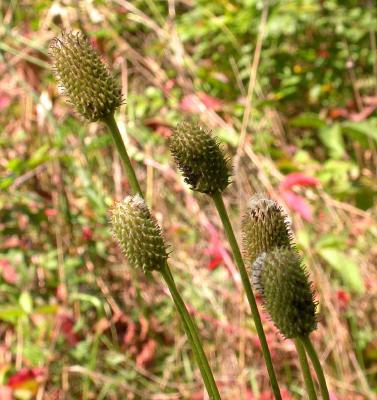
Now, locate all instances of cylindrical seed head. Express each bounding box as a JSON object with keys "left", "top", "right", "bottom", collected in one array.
[
  {"left": 170, "top": 120, "right": 231, "bottom": 194},
  {"left": 50, "top": 31, "right": 122, "bottom": 121},
  {"left": 253, "top": 248, "right": 317, "bottom": 338},
  {"left": 242, "top": 194, "right": 293, "bottom": 264},
  {"left": 110, "top": 195, "right": 168, "bottom": 272}
]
